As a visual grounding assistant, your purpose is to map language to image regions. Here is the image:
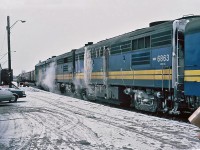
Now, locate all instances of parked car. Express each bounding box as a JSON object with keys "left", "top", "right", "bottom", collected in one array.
[
  {"left": 0, "top": 89, "right": 16, "bottom": 103},
  {"left": 19, "top": 81, "right": 29, "bottom": 87},
  {"left": 0, "top": 84, "right": 26, "bottom": 99}
]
